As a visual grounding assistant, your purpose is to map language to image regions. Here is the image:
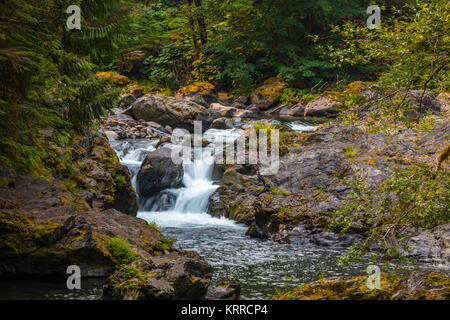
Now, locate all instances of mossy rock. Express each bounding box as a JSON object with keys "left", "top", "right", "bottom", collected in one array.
[
  {"left": 251, "top": 77, "right": 288, "bottom": 110},
  {"left": 272, "top": 271, "right": 450, "bottom": 300}
]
